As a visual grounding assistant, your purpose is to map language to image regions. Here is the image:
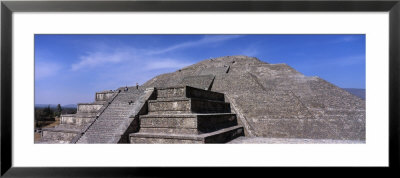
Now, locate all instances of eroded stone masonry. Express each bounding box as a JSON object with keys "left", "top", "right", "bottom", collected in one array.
[{"left": 39, "top": 56, "right": 365, "bottom": 144}]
